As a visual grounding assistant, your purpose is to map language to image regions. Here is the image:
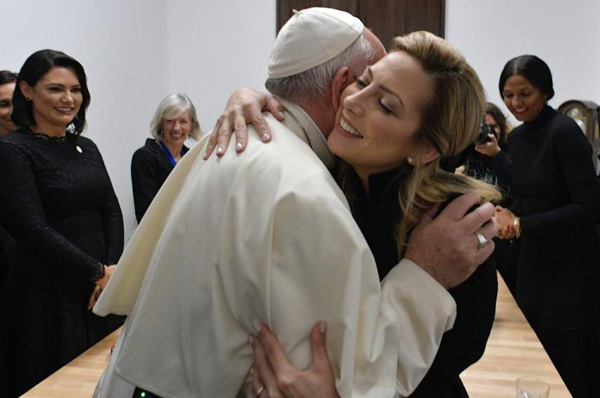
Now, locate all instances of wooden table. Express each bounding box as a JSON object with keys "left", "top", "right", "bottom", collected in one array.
[
  {"left": 20, "top": 328, "right": 119, "bottom": 398},
  {"left": 22, "top": 274, "right": 571, "bottom": 398}
]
